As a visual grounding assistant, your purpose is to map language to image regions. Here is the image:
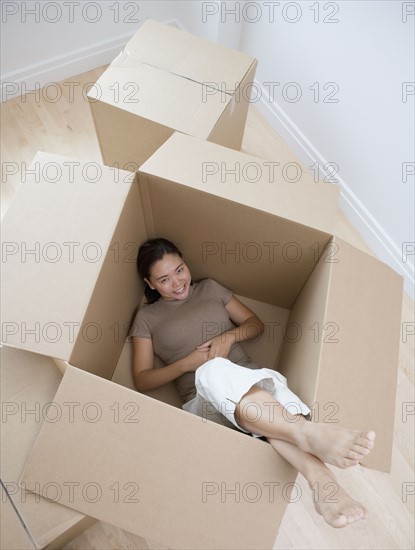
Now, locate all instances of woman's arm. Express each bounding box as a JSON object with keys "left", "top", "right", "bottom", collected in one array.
[
  {"left": 225, "top": 296, "right": 265, "bottom": 342},
  {"left": 132, "top": 337, "right": 209, "bottom": 392},
  {"left": 197, "top": 296, "right": 265, "bottom": 359}
]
